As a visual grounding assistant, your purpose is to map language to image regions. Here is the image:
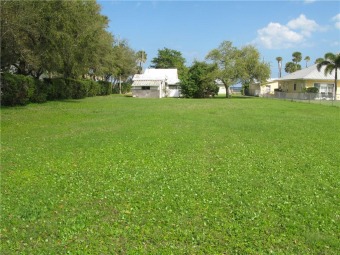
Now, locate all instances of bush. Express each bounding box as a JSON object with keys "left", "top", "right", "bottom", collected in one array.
[
  {"left": 66, "top": 78, "right": 87, "bottom": 99},
  {"left": 1, "top": 73, "right": 110, "bottom": 106},
  {"left": 30, "top": 79, "right": 48, "bottom": 103},
  {"left": 83, "top": 80, "right": 101, "bottom": 97},
  {"left": 44, "top": 78, "right": 72, "bottom": 100},
  {"left": 1, "top": 73, "right": 35, "bottom": 106},
  {"left": 98, "top": 81, "right": 112, "bottom": 95},
  {"left": 305, "top": 87, "right": 319, "bottom": 93}
]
